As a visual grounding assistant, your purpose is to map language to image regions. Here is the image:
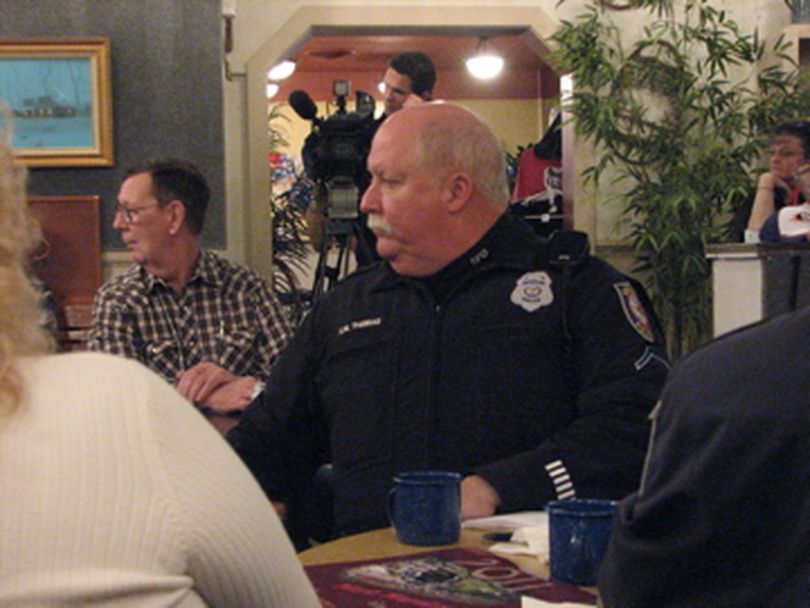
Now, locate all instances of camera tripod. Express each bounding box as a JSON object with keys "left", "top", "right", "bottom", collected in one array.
[{"left": 311, "top": 217, "right": 377, "bottom": 301}]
